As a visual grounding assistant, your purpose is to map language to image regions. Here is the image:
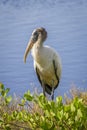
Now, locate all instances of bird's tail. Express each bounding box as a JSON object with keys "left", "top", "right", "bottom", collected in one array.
[
  {"left": 45, "top": 83, "right": 58, "bottom": 95},
  {"left": 45, "top": 84, "right": 52, "bottom": 95}
]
